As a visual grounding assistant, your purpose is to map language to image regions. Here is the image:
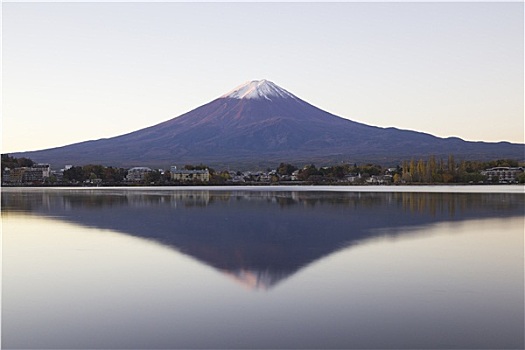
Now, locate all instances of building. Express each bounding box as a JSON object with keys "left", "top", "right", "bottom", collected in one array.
[
  {"left": 481, "top": 167, "right": 524, "bottom": 183},
  {"left": 5, "top": 168, "right": 24, "bottom": 183},
  {"left": 2, "top": 168, "right": 11, "bottom": 183},
  {"left": 32, "top": 163, "right": 51, "bottom": 178},
  {"left": 5, "top": 164, "right": 51, "bottom": 184},
  {"left": 366, "top": 175, "right": 393, "bottom": 185},
  {"left": 171, "top": 166, "right": 210, "bottom": 182},
  {"left": 126, "top": 167, "right": 153, "bottom": 181}
]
